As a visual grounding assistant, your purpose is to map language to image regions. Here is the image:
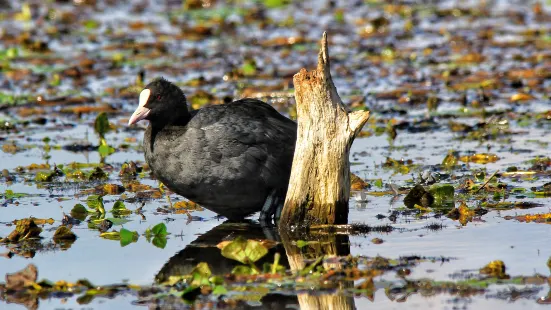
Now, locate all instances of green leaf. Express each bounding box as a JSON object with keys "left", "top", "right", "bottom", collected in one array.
[
  {"left": 263, "top": 0, "right": 289, "bottom": 8},
  {"left": 3, "top": 190, "right": 28, "bottom": 199},
  {"left": 98, "top": 144, "right": 115, "bottom": 157},
  {"left": 53, "top": 226, "right": 77, "bottom": 241},
  {"left": 99, "top": 231, "right": 120, "bottom": 240},
  {"left": 94, "top": 112, "right": 111, "bottom": 139},
  {"left": 71, "top": 203, "right": 89, "bottom": 213},
  {"left": 152, "top": 236, "right": 167, "bottom": 249},
  {"left": 3, "top": 190, "right": 14, "bottom": 199},
  {"left": 428, "top": 184, "right": 455, "bottom": 209},
  {"left": 70, "top": 204, "right": 90, "bottom": 221},
  {"left": 241, "top": 60, "right": 256, "bottom": 76},
  {"left": 374, "top": 179, "right": 383, "bottom": 188},
  {"left": 35, "top": 171, "right": 54, "bottom": 182},
  {"left": 209, "top": 276, "right": 224, "bottom": 286},
  {"left": 221, "top": 236, "right": 268, "bottom": 264},
  {"left": 88, "top": 167, "right": 108, "bottom": 181},
  {"left": 296, "top": 240, "right": 309, "bottom": 248},
  {"left": 83, "top": 19, "right": 100, "bottom": 30},
  {"left": 212, "top": 285, "right": 227, "bottom": 295},
  {"left": 111, "top": 201, "right": 131, "bottom": 216},
  {"left": 86, "top": 195, "right": 103, "bottom": 210},
  {"left": 103, "top": 217, "right": 131, "bottom": 226},
  {"left": 151, "top": 223, "right": 168, "bottom": 237},
  {"left": 231, "top": 265, "right": 257, "bottom": 275},
  {"left": 190, "top": 263, "right": 211, "bottom": 287},
  {"left": 442, "top": 152, "right": 458, "bottom": 168},
  {"left": 120, "top": 228, "right": 138, "bottom": 247}
]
